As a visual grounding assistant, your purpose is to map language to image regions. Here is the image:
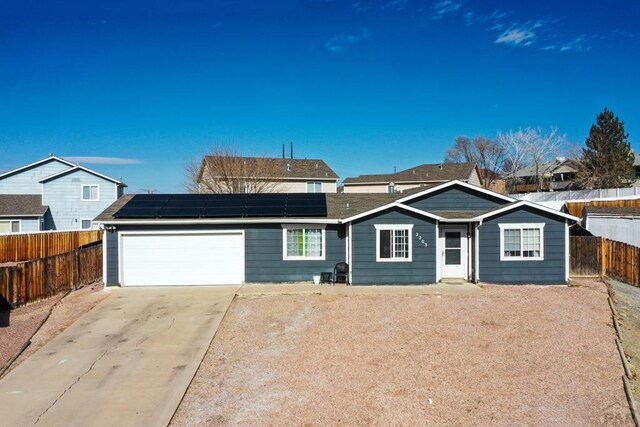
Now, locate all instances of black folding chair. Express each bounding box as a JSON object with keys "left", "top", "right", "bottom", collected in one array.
[{"left": 333, "top": 262, "right": 350, "bottom": 285}]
